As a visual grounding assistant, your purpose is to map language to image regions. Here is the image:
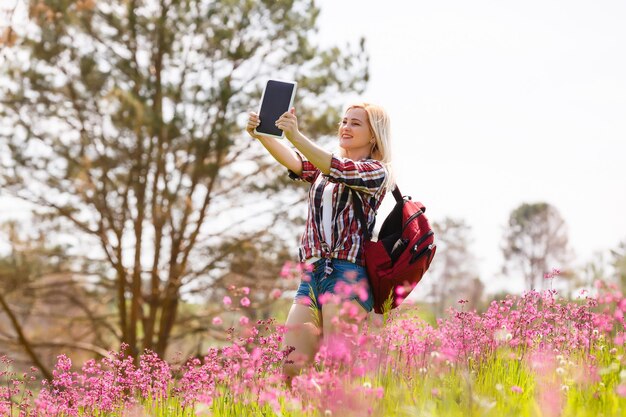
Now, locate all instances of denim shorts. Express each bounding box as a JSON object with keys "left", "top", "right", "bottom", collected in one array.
[{"left": 294, "top": 258, "right": 374, "bottom": 312}]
